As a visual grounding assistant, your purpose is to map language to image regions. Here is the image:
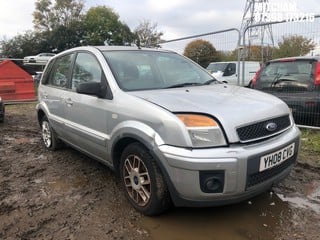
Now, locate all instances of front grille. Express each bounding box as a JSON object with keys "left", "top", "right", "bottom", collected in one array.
[
  {"left": 237, "top": 115, "right": 291, "bottom": 143},
  {"left": 246, "top": 156, "right": 295, "bottom": 189}
]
